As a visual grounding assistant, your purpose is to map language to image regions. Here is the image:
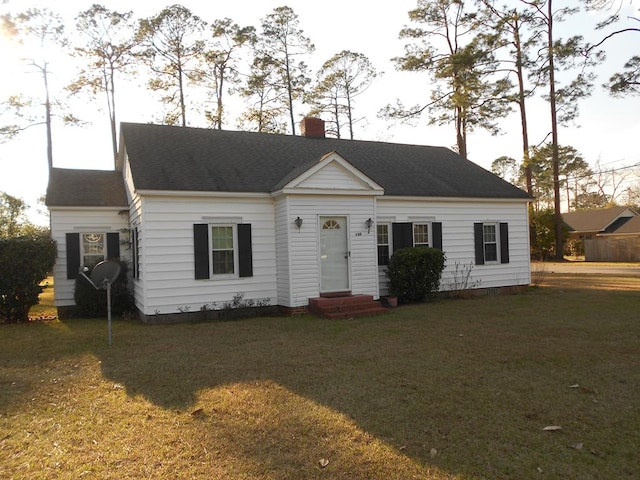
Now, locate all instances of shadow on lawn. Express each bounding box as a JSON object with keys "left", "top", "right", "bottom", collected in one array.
[
  {"left": 64, "top": 314, "right": 460, "bottom": 478},
  {"left": 53, "top": 281, "right": 640, "bottom": 479}
]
